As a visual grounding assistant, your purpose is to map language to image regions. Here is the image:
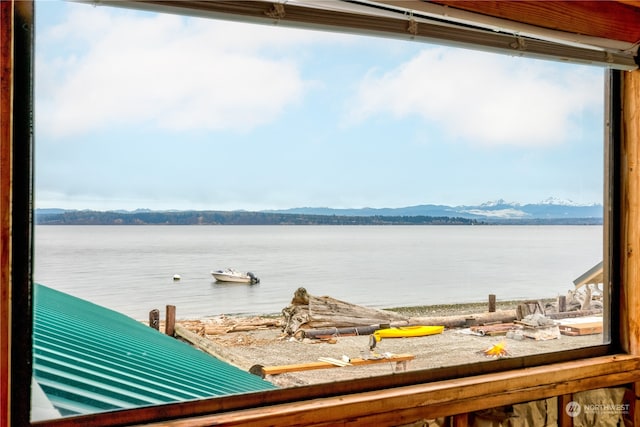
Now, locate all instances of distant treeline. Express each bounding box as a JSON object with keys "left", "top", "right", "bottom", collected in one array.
[
  {"left": 483, "top": 217, "right": 602, "bottom": 225},
  {"left": 35, "top": 210, "right": 483, "bottom": 226}
]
